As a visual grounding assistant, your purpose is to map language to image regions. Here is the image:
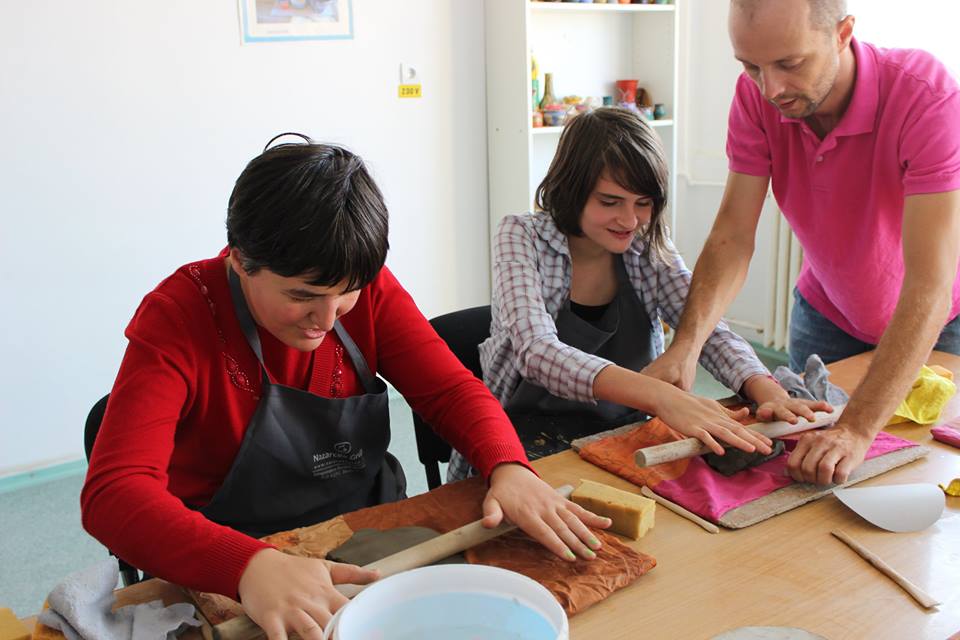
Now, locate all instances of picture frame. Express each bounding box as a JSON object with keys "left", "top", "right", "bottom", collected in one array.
[{"left": 238, "top": 0, "right": 353, "bottom": 43}]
